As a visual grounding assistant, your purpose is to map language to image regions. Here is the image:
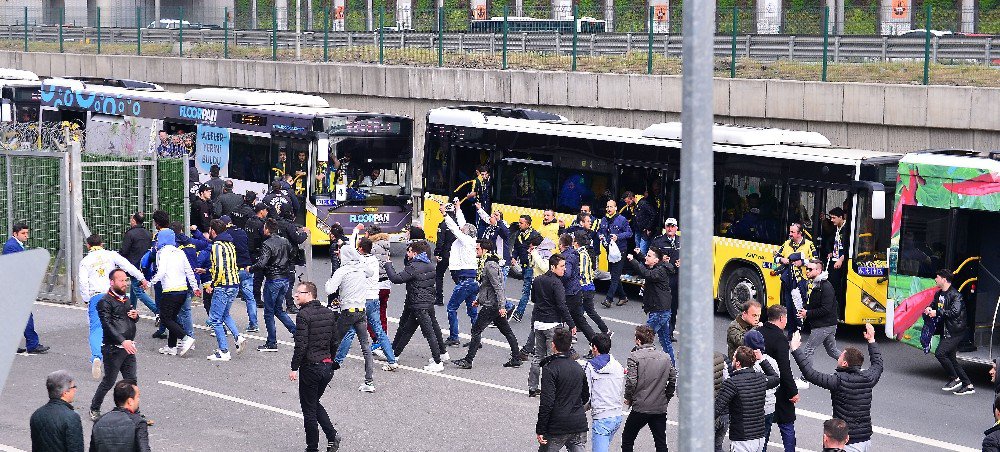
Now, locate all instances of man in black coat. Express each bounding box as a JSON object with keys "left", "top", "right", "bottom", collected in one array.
[
  {"left": 797, "top": 260, "right": 841, "bottom": 365},
  {"left": 30, "top": 370, "right": 84, "bottom": 452},
  {"left": 89, "top": 269, "right": 140, "bottom": 422},
  {"left": 119, "top": 212, "right": 155, "bottom": 311},
  {"left": 89, "top": 380, "right": 150, "bottom": 452},
  {"left": 192, "top": 184, "right": 214, "bottom": 233},
  {"left": 213, "top": 180, "right": 245, "bottom": 219},
  {"left": 289, "top": 281, "right": 342, "bottom": 452},
  {"left": 927, "top": 268, "right": 975, "bottom": 395},
  {"left": 984, "top": 395, "right": 1000, "bottom": 452},
  {"left": 715, "top": 346, "right": 780, "bottom": 451},
  {"left": 759, "top": 304, "right": 799, "bottom": 452},
  {"left": 792, "top": 323, "right": 883, "bottom": 452},
  {"left": 384, "top": 240, "right": 447, "bottom": 371},
  {"left": 536, "top": 327, "right": 589, "bottom": 451}
]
